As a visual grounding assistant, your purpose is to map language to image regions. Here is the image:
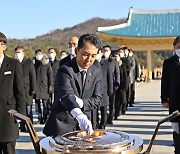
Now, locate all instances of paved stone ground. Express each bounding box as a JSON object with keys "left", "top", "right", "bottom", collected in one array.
[{"left": 16, "top": 80, "right": 174, "bottom": 154}]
